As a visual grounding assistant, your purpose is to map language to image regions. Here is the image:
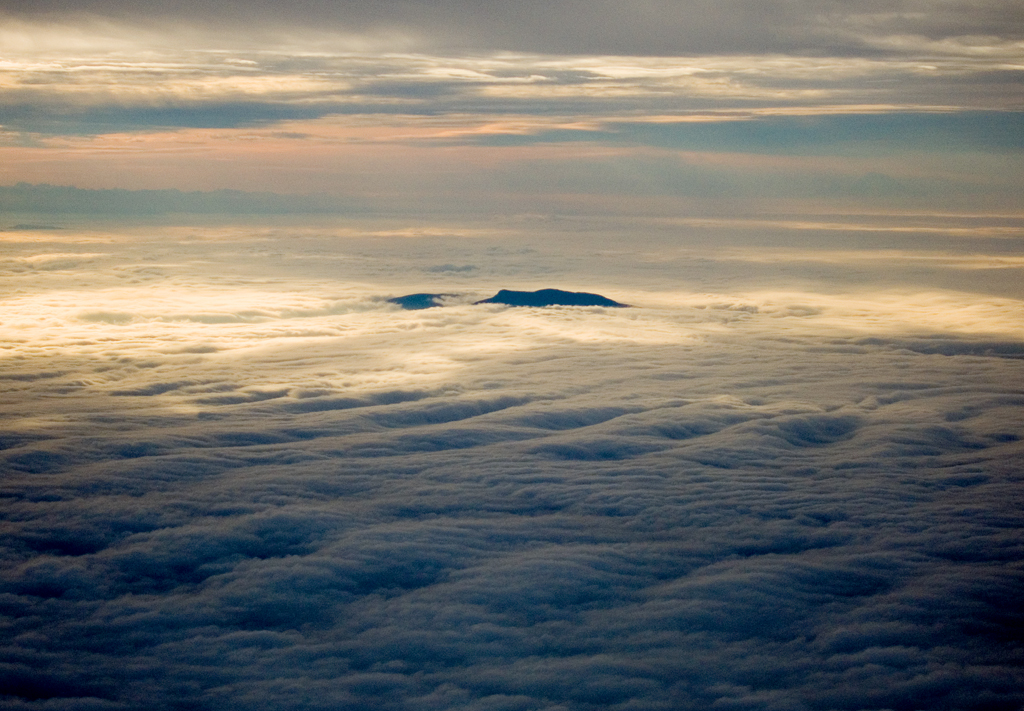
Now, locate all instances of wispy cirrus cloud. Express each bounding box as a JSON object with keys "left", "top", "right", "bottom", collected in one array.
[
  {"left": 0, "top": 6, "right": 1019, "bottom": 215},
  {"left": 0, "top": 18, "right": 1021, "bottom": 137}
]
